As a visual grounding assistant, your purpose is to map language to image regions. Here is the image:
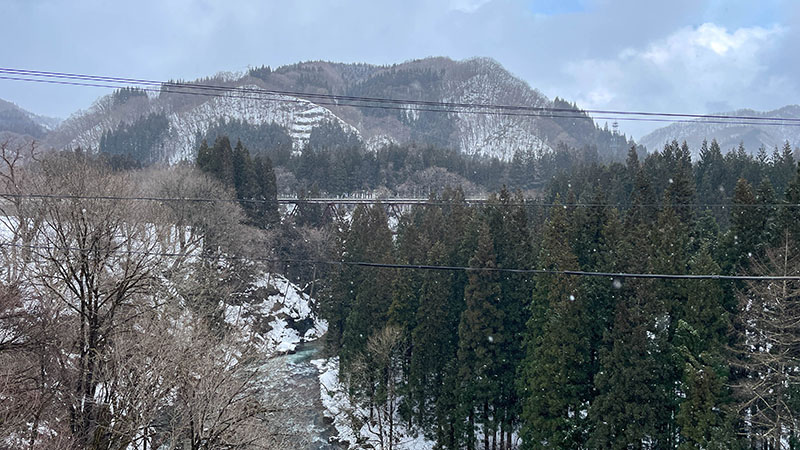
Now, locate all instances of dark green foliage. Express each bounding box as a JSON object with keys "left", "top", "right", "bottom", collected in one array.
[
  {"left": 781, "top": 160, "right": 800, "bottom": 243},
  {"left": 99, "top": 113, "right": 169, "bottom": 164},
  {"left": 308, "top": 121, "right": 361, "bottom": 151},
  {"left": 202, "top": 118, "right": 293, "bottom": 166},
  {"left": 589, "top": 279, "right": 676, "bottom": 449},
  {"left": 675, "top": 247, "right": 735, "bottom": 449},
  {"left": 315, "top": 138, "right": 799, "bottom": 449},
  {"left": 248, "top": 64, "right": 272, "bottom": 81},
  {"left": 457, "top": 224, "right": 505, "bottom": 450},
  {"left": 726, "top": 179, "right": 763, "bottom": 267},
  {"left": 521, "top": 200, "right": 589, "bottom": 449},
  {"left": 338, "top": 205, "right": 396, "bottom": 370},
  {"left": 769, "top": 141, "right": 796, "bottom": 196},
  {"left": 346, "top": 68, "right": 442, "bottom": 119},
  {"left": 408, "top": 243, "right": 456, "bottom": 438},
  {"left": 695, "top": 140, "right": 729, "bottom": 227},
  {"left": 196, "top": 136, "right": 278, "bottom": 228},
  {"left": 662, "top": 141, "right": 695, "bottom": 224},
  {"left": 203, "top": 119, "right": 292, "bottom": 166},
  {"left": 110, "top": 87, "right": 148, "bottom": 106},
  {"left": 197, "top": 136, "right": 235, "bottom": 187}
]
